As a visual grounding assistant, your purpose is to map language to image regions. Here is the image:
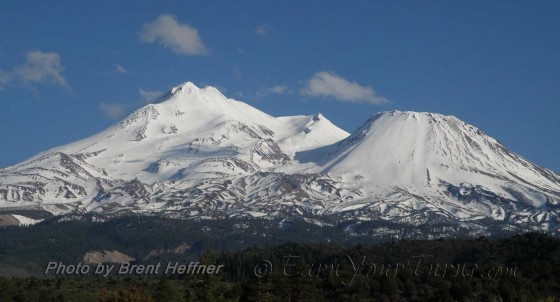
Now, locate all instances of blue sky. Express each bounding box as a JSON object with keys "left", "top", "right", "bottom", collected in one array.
[{"left": 1, "top": 1, "right": 559, "bottom": 172}]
